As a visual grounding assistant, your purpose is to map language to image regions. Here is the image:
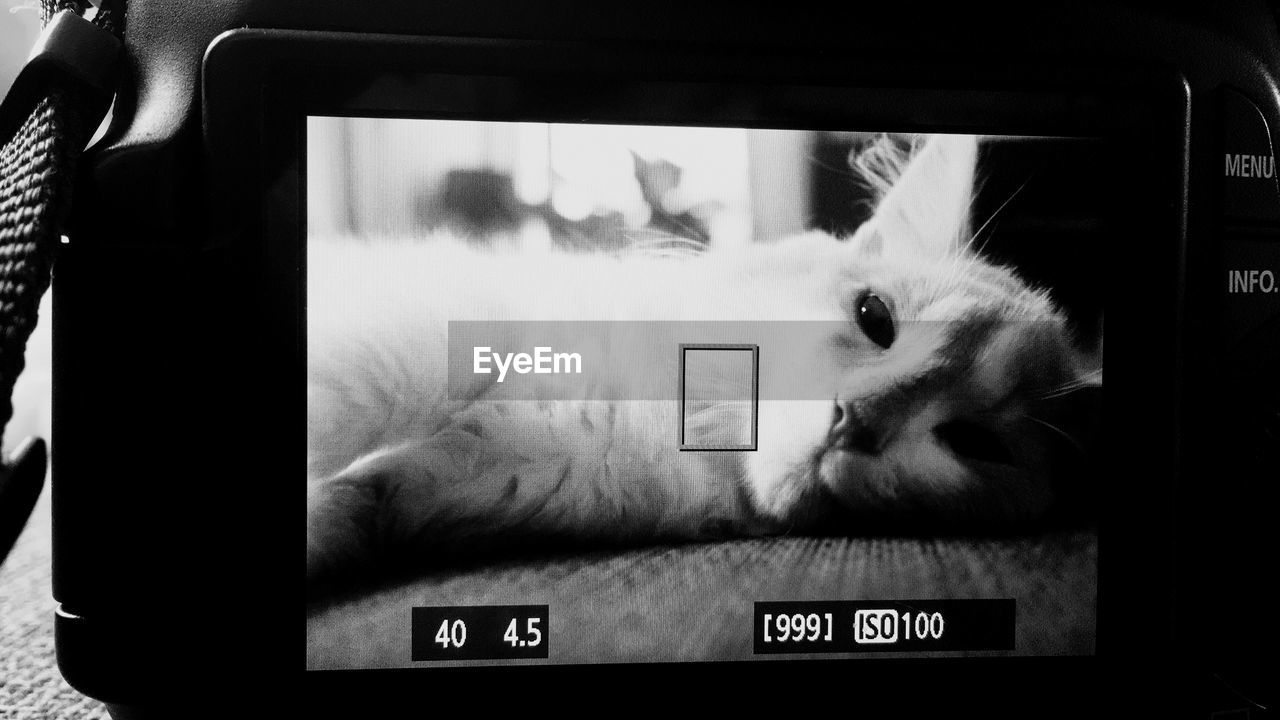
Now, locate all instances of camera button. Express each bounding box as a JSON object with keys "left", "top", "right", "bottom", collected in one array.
[
  {"left": 1221, "top": 236, "right": 1280, "bottom": 346},
  {"left": 1220, "top": 88, "right": 1280, "bottom": 225}
]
